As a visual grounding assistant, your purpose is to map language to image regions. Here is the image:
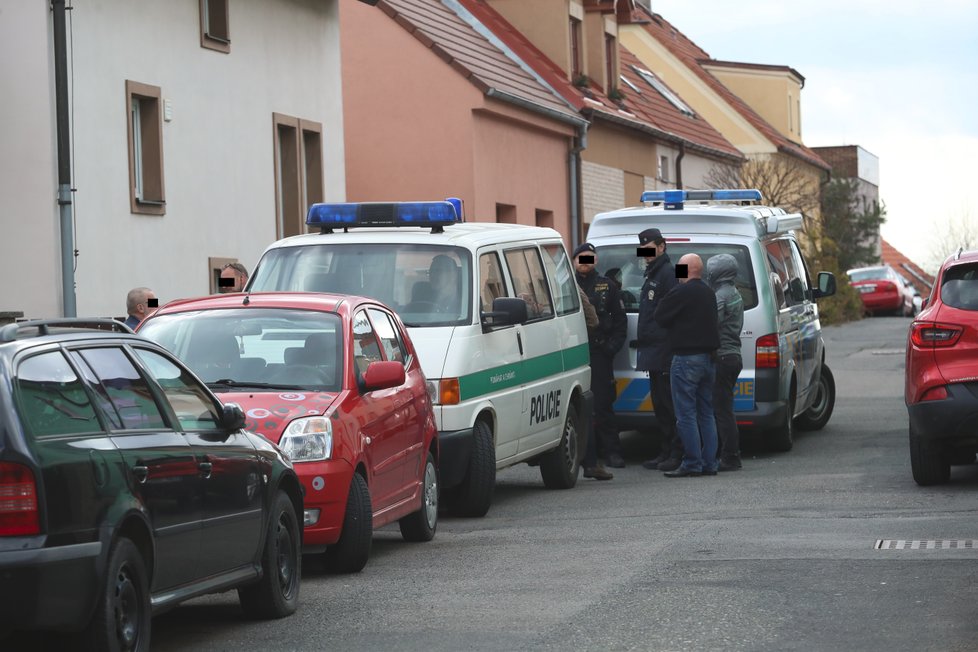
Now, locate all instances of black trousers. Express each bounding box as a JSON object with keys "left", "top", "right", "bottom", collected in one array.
[
  {"left": 713, "top": 354, "right": 743, "bottom": 462},
  {"left": 584, "top": 352, "right": 621, "bottom": 467},
  {"left": 649, "top": 370, "right": 682, "bottom": 458}
]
